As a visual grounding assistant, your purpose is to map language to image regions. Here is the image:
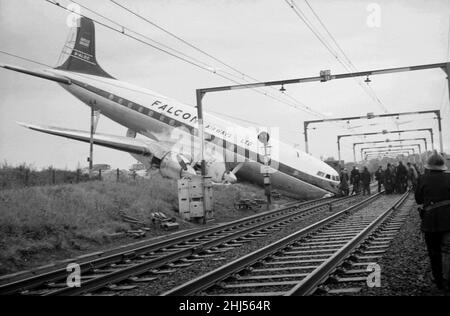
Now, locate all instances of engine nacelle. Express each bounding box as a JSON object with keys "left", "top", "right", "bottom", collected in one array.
[{"left": 160, "top": 152, "right": 196, "bottom": 179}]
